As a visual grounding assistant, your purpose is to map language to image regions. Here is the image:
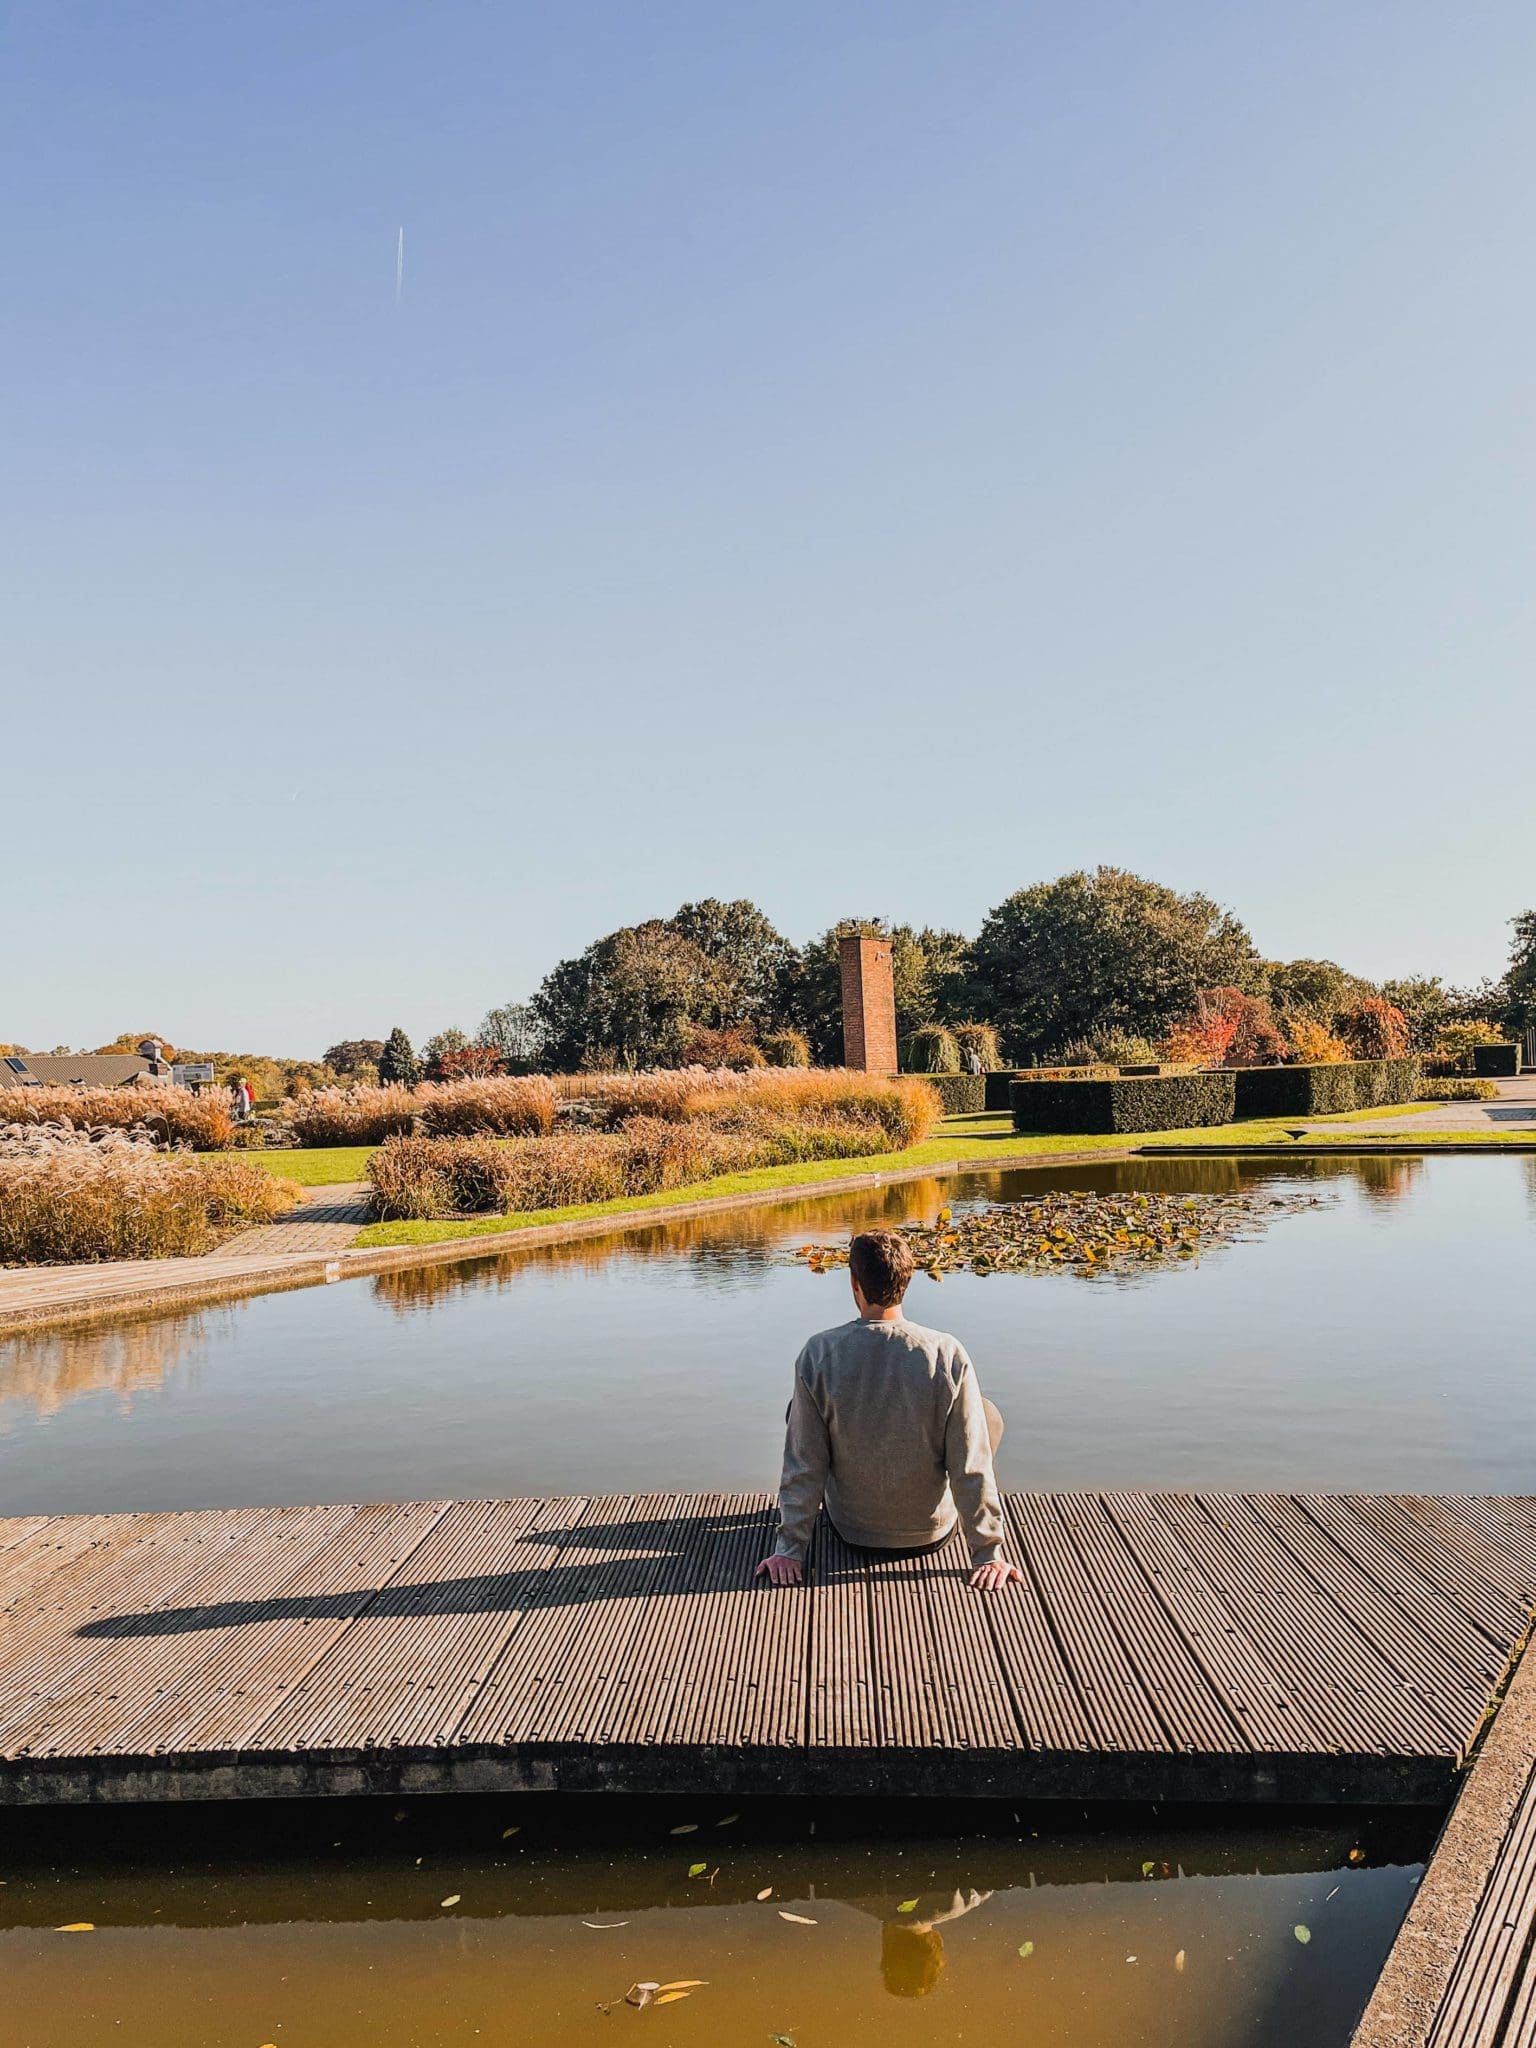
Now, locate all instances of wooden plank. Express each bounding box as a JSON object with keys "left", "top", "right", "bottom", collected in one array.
[
  {"left": 806, "top": 1517, "right": 874, "bottom": 1748},
  {"left": 1427, "top": 1763, "right": 1536, "bottom": 2046},
  {"left": 1318, "top": 1496, "right": 1525, "bottom": 1644}
]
